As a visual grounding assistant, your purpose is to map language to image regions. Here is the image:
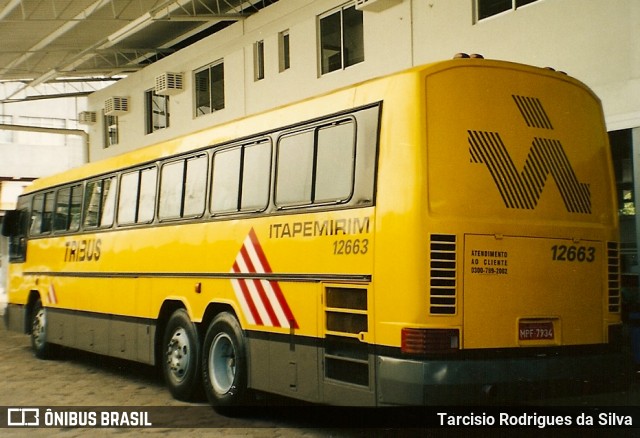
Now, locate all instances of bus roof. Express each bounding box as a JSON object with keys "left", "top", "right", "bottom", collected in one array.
[{"left": 21, "top": 57, "right": 596, "bottom": 195}]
